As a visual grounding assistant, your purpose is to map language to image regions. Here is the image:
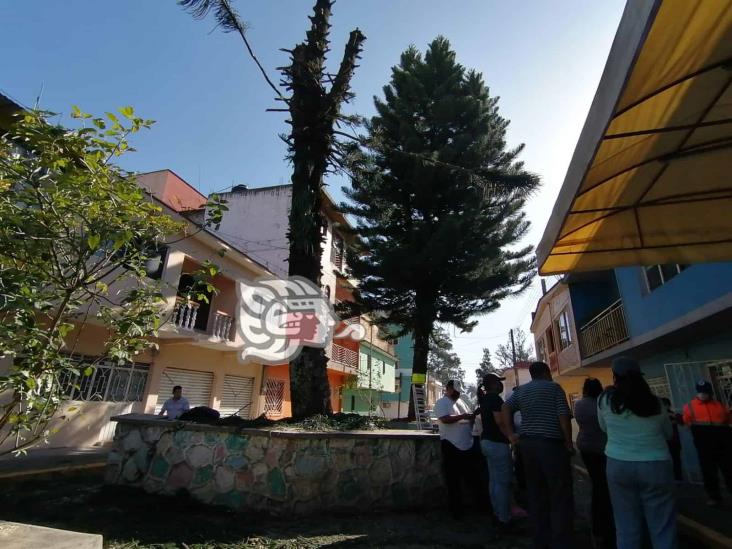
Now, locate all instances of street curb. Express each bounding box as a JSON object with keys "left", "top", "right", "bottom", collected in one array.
[
  {"left": 573, "top": 464, "right": 732, "bottom": 549},
  {"left": 0, "top": 461, "right": 106, "bottom": 480}
]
